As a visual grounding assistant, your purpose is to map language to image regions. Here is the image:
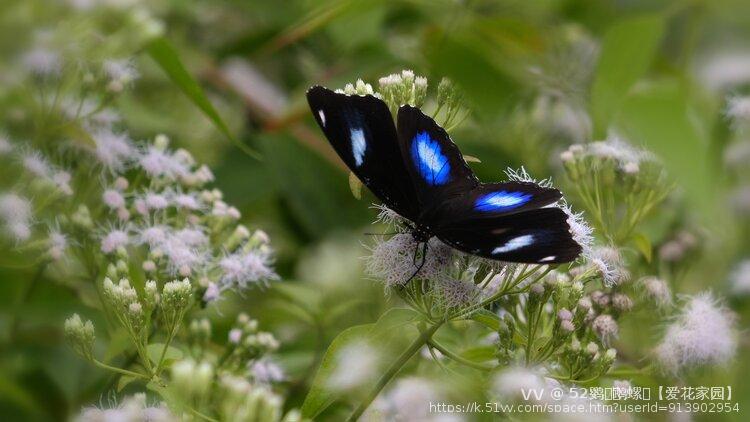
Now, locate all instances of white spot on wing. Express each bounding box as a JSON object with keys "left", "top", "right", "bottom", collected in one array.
[
  {"left": 492, "top": 234, "right": 534, "bottom": 254},
  {"left": 540, "top": 256, "right": 556, "bottom": 262},
  {"left": 318, "top": 110, "right": 326, "bottom": 127},
  {"left": 351, "top": 128, "right": 366, "bottom": 167}
]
